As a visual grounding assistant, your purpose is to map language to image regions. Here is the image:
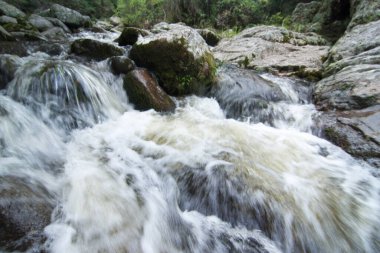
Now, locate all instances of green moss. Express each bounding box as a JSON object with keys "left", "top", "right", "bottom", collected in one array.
[{"left": 324, "top": 127, "right": 350, "bottom": 150}]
